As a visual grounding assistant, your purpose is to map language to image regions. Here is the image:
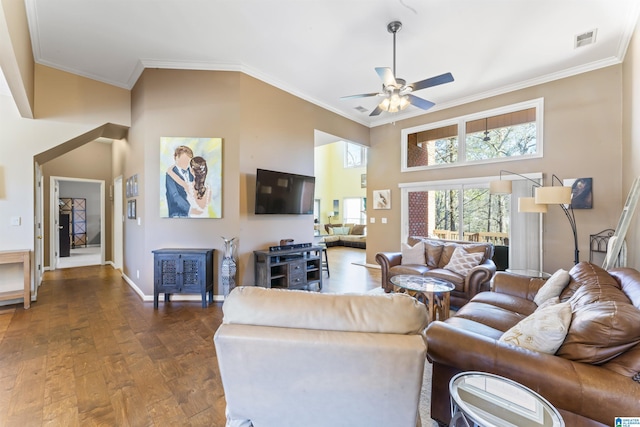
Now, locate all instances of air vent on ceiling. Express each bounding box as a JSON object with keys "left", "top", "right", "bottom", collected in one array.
[
  {"left": 354, "top": 106, "right": 369, "bottom": 113},
  {"left": 575, "top": 29, "right": 597, "bottom": 48}
]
